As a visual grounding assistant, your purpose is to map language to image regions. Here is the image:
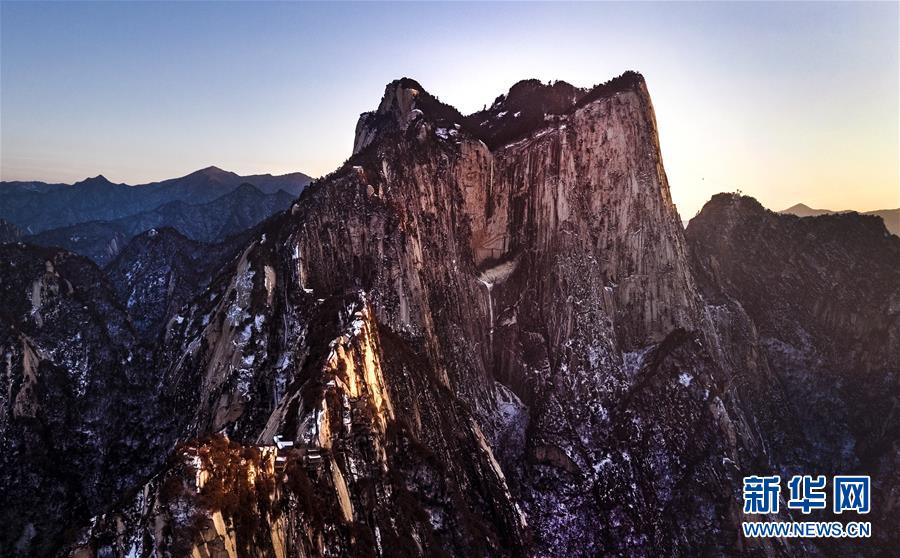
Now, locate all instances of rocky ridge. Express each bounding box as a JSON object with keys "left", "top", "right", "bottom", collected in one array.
[
  {"left": 686, "top": 194, "right": 900, "bottom": 552},
  {"left": 780, "top": 203, "right": 899, "bottom": 236},
  {"left": 0, "top": 245, "right": 166, "bottom": 556}
]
